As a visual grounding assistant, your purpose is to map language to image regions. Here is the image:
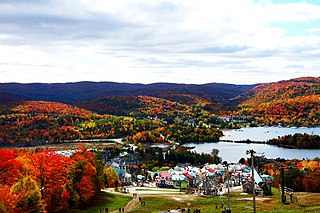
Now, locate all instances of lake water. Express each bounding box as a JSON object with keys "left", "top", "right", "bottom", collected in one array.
[
  {"left": 185, "top": 127, "right": 320, "bottom": 163},
  {"left": 220, "top": 126, "right": 320, "bottom": 142}
]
